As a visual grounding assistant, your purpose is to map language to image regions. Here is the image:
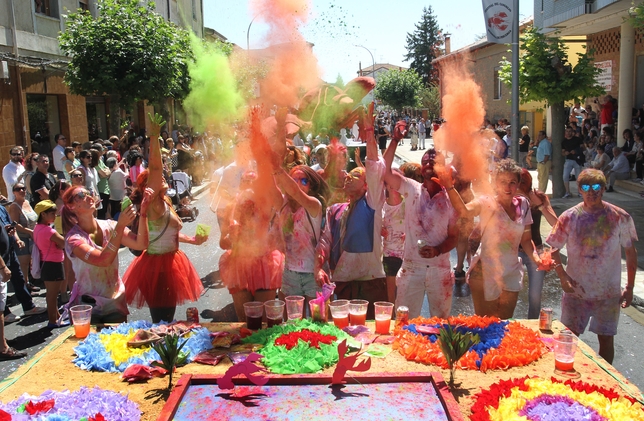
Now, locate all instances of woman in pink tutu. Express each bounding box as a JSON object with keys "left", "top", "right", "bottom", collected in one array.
[
  {"left": 124, "top": 133, "right": 207, "bottom": 323},
  {"left": 219, "top": 111, "right": 284, "bottom": 322}
]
